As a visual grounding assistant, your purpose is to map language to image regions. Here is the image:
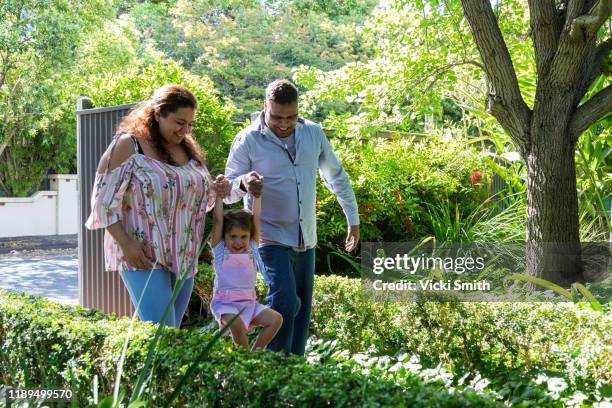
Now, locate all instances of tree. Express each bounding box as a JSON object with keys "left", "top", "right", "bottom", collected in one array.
[
  {"left": 0, "top": 0, "right": 114, "bottom": 196},
  {"left": 459, "top": 0, "right": 611, "bottom": 284},
  {"left": 128, "top": 0, "right": 376, "bottom": 118},
  {"left": 296, "top": 0, "right": 609, "bottom": 284}
]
